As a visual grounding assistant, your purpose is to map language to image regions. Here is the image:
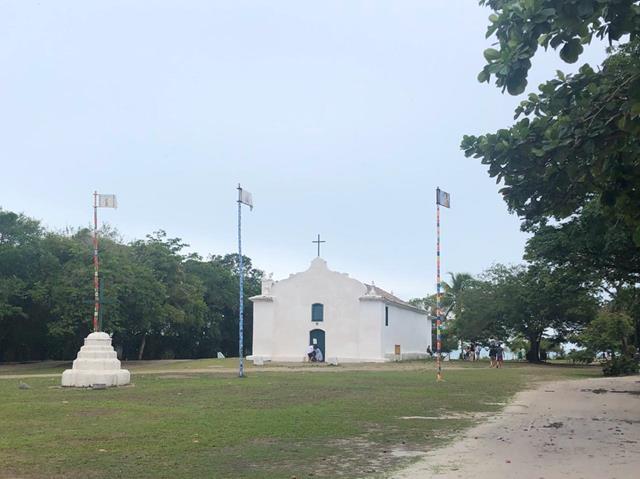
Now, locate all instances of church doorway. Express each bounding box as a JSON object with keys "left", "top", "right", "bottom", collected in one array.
[{"left": 309, "top": 329, "right": 325, "bottom": 362}]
